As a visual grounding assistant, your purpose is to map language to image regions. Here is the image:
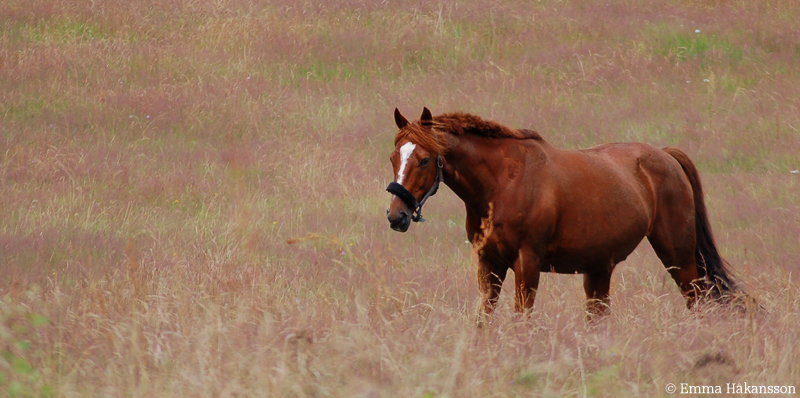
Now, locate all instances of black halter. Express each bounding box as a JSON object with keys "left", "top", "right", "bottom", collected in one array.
[{"left": 386, "top": 153, "right": 444, "bottom": 223}]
